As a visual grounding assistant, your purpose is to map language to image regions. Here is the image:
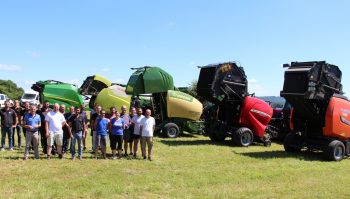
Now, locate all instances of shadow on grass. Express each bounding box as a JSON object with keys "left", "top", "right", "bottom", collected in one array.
[
  {"left": 234, "top": 150, "right": 326, "bottom": 161},
  {"left": 160, "top": 139, "right": 234, "bottom": 147}
]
